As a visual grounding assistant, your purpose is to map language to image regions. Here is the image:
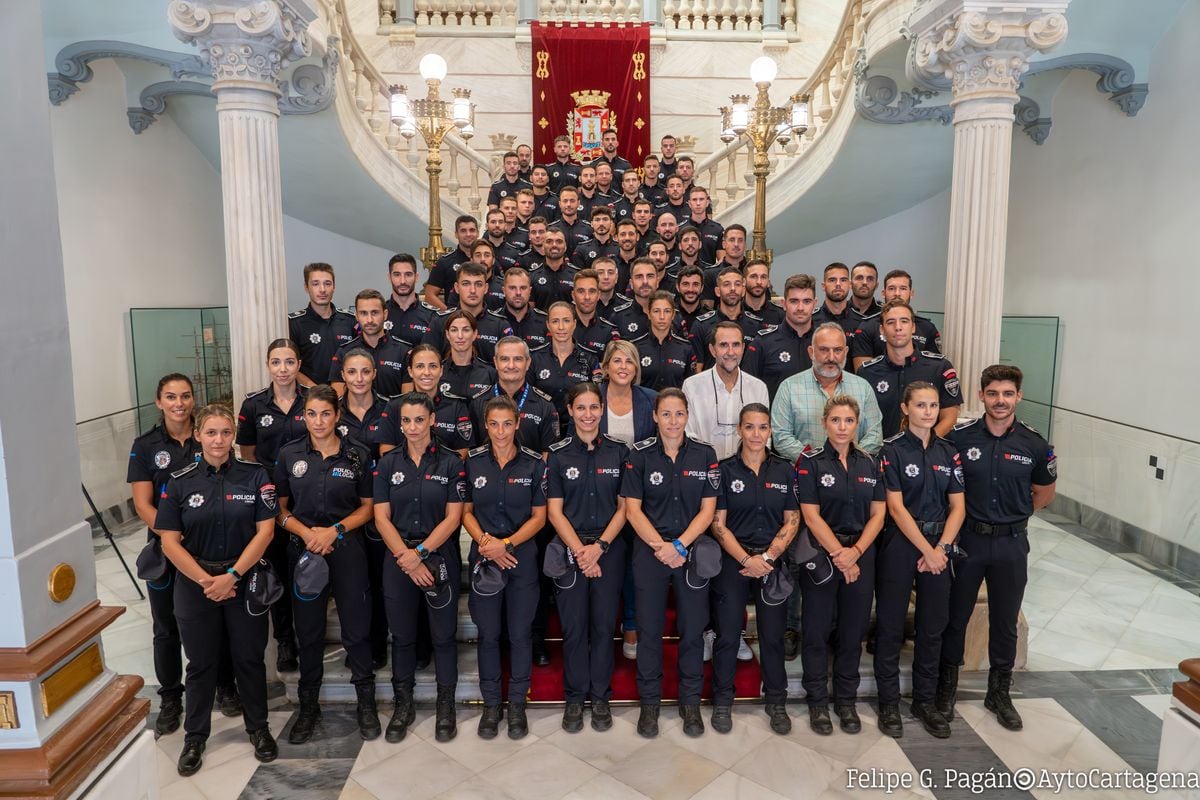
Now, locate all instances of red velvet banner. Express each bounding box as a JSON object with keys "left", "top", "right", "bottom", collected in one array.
[{"left": 530, "top": 23, "right": 652, "bottom": 169}]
